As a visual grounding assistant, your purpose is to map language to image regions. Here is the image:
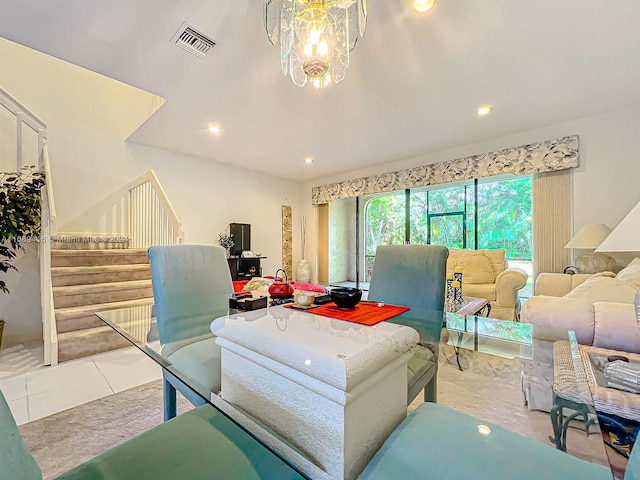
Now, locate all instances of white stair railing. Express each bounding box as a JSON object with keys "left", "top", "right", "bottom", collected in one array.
[
  {"left": 40, "top": 144, "right": 57, "bottom": 365},
  {"left": 0, "top": 86, "right": 57, "bottom": 365},
  {"left": 127, "top": 170, "right": 184, "bottom": 248}
]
